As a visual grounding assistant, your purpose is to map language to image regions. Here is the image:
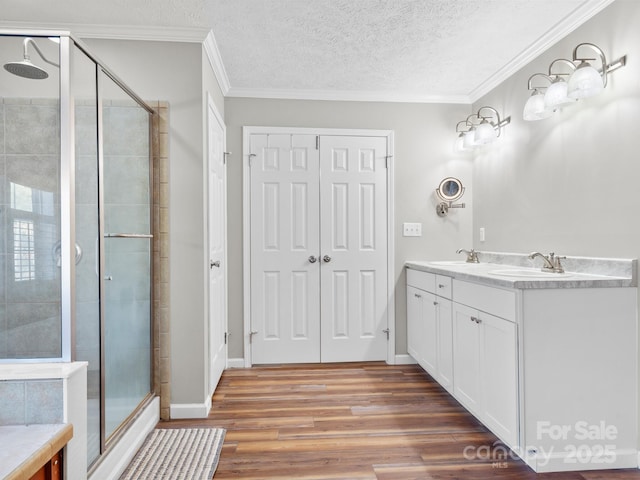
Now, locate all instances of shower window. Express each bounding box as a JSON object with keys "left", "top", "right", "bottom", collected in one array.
[{"left": 13, "top": 219, "right": 35, "bottom": 281}]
